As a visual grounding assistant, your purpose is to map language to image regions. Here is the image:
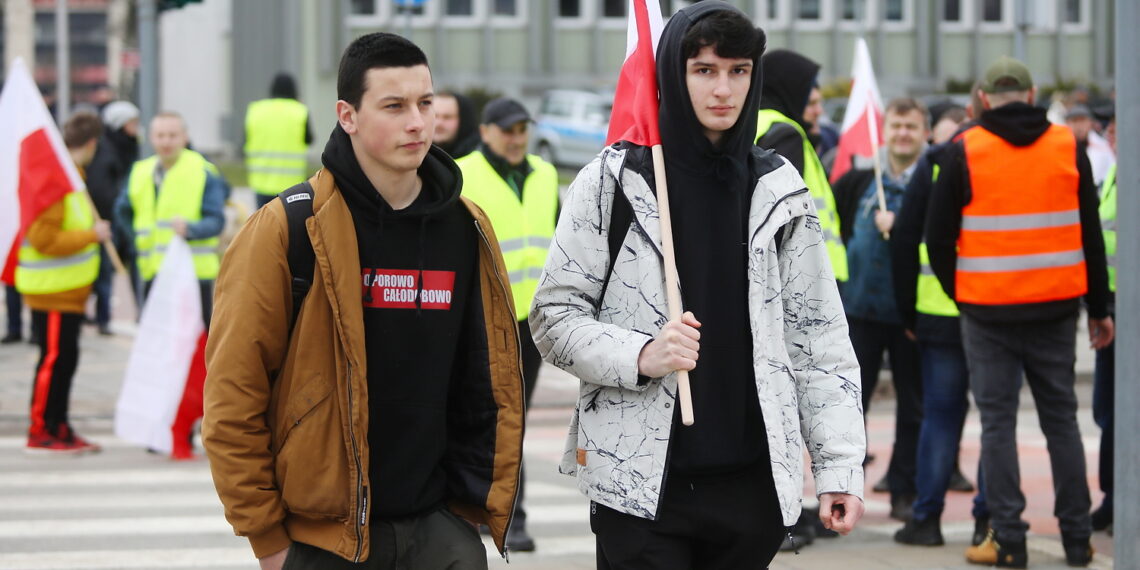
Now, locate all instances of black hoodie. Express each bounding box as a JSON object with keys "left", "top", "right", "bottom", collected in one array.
[
  {"left": 652, "top": 2, "right": 771, "bottom": 475},
  {"left": 437, "top": 92, "right": 481, "bottom": 159},
  {"left": 924, "top": 102, "right": 1109, "bottom": 322},
  {"left": 321, "top": 124, "right": 482, "bottom": 518},
  {"left": 756, "top": 49, "right": 820, "bottom": 173}
]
